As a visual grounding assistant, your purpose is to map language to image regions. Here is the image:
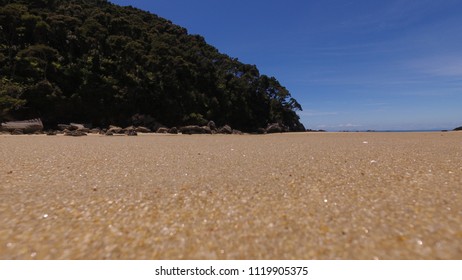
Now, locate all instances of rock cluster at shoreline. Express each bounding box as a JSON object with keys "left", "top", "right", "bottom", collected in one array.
[{"left": 1, "top": 119, "right": 298, "bottom": 136}]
